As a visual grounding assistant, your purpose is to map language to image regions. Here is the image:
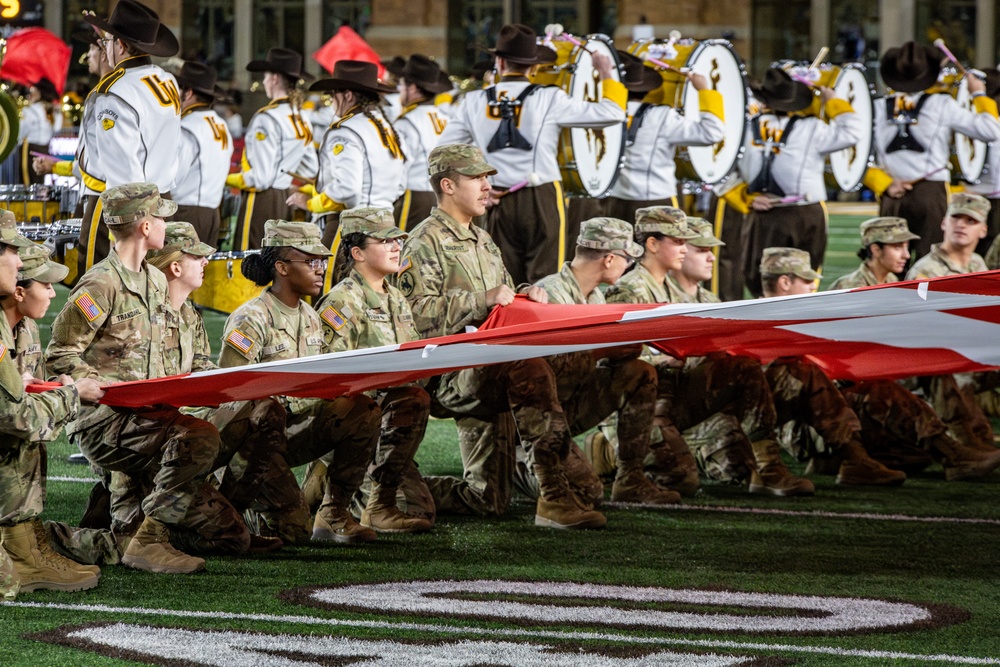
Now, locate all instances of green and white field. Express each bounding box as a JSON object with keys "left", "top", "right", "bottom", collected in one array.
[{"left": 3, "top": 205, "right": 1000, "bottom": 666}]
